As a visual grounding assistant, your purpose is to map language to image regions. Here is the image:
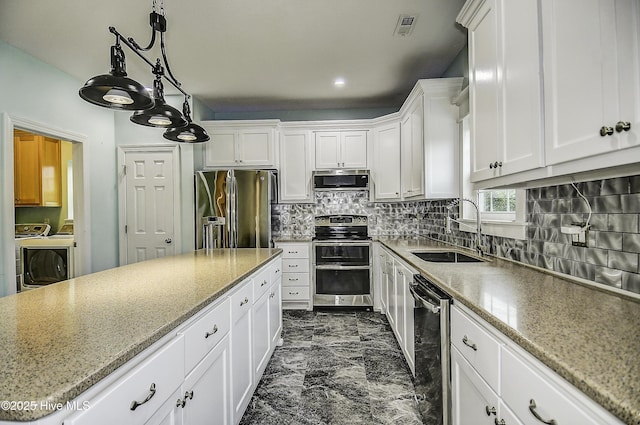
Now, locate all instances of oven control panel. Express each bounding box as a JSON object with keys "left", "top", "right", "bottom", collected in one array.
[{"left": 314, "top": 215, "right": 368, "bottom": 227}]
